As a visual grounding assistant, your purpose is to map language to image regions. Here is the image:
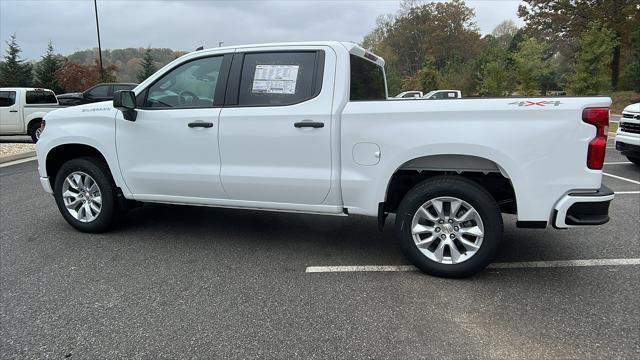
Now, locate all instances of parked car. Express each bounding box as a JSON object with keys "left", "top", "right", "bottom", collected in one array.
[
  {"left": 391, "top": 91, "right": 423, "bottom": 99},
  {"left": 36, "top": 41, "right": 614, "bottom": 278},
  {"left": 616, "top": 102, "right": 640, "bottom": 165},
  {"left": 0, "top": 87, "right": 63, "bottom": 142},
  {"left": 57, "top": 83, "right": 137, "bottom": 106},
  {"left": 423, "top": 90, "right": 462, "bottom": 99}
]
